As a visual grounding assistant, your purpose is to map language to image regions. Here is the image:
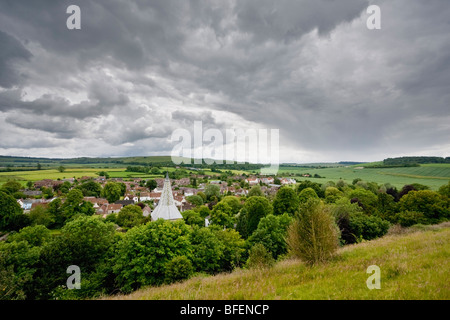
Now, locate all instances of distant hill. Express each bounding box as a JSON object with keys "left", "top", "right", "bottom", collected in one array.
[
  {"left": 383, "top": 156, "right": 450, "bottom": 165},
  {"left": 0, "top": 155, "right": 264, "bottom": 171}
]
